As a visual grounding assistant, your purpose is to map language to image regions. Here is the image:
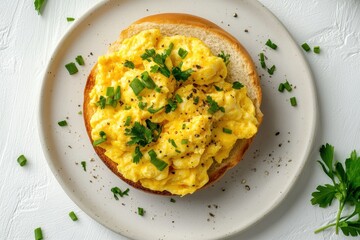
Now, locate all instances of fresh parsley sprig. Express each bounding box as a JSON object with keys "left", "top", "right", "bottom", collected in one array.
[{"left": 311, "top": 143, "right": 360, "bottom": 236}]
